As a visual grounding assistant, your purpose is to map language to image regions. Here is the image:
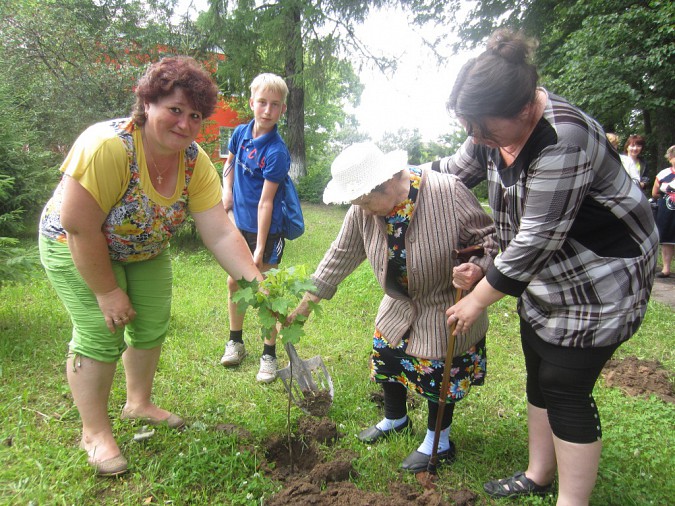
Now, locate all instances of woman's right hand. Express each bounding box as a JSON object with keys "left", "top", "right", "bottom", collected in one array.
[
  {"left": 95, "top": 287, "right": 137, "bottom": 333},
  {"left": 452, "top": 263, "right": 484, "bottom": 290}
]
